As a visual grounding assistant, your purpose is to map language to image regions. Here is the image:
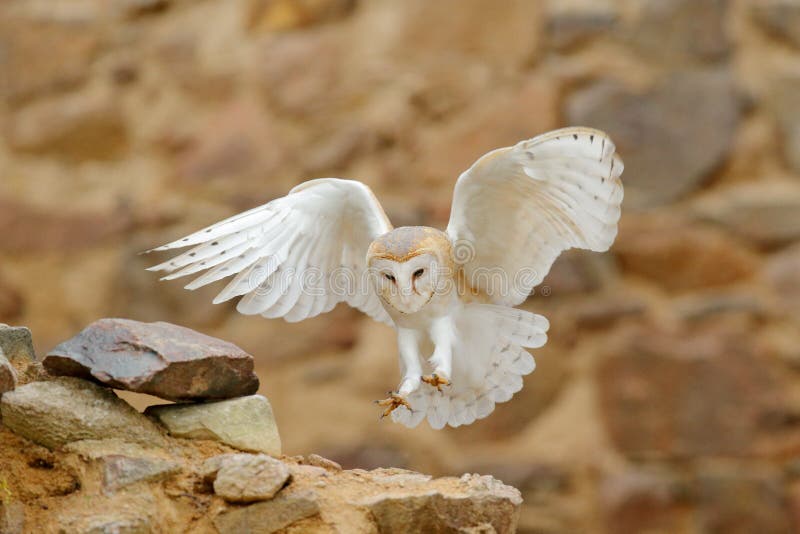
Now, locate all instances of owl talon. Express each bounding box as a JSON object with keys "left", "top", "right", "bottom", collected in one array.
[
  {"left": 375, "top": 392, "right": 411, "bottom": 419},
  {"left": 422, "top": 373, "right": 451, "bottom": 392}
]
